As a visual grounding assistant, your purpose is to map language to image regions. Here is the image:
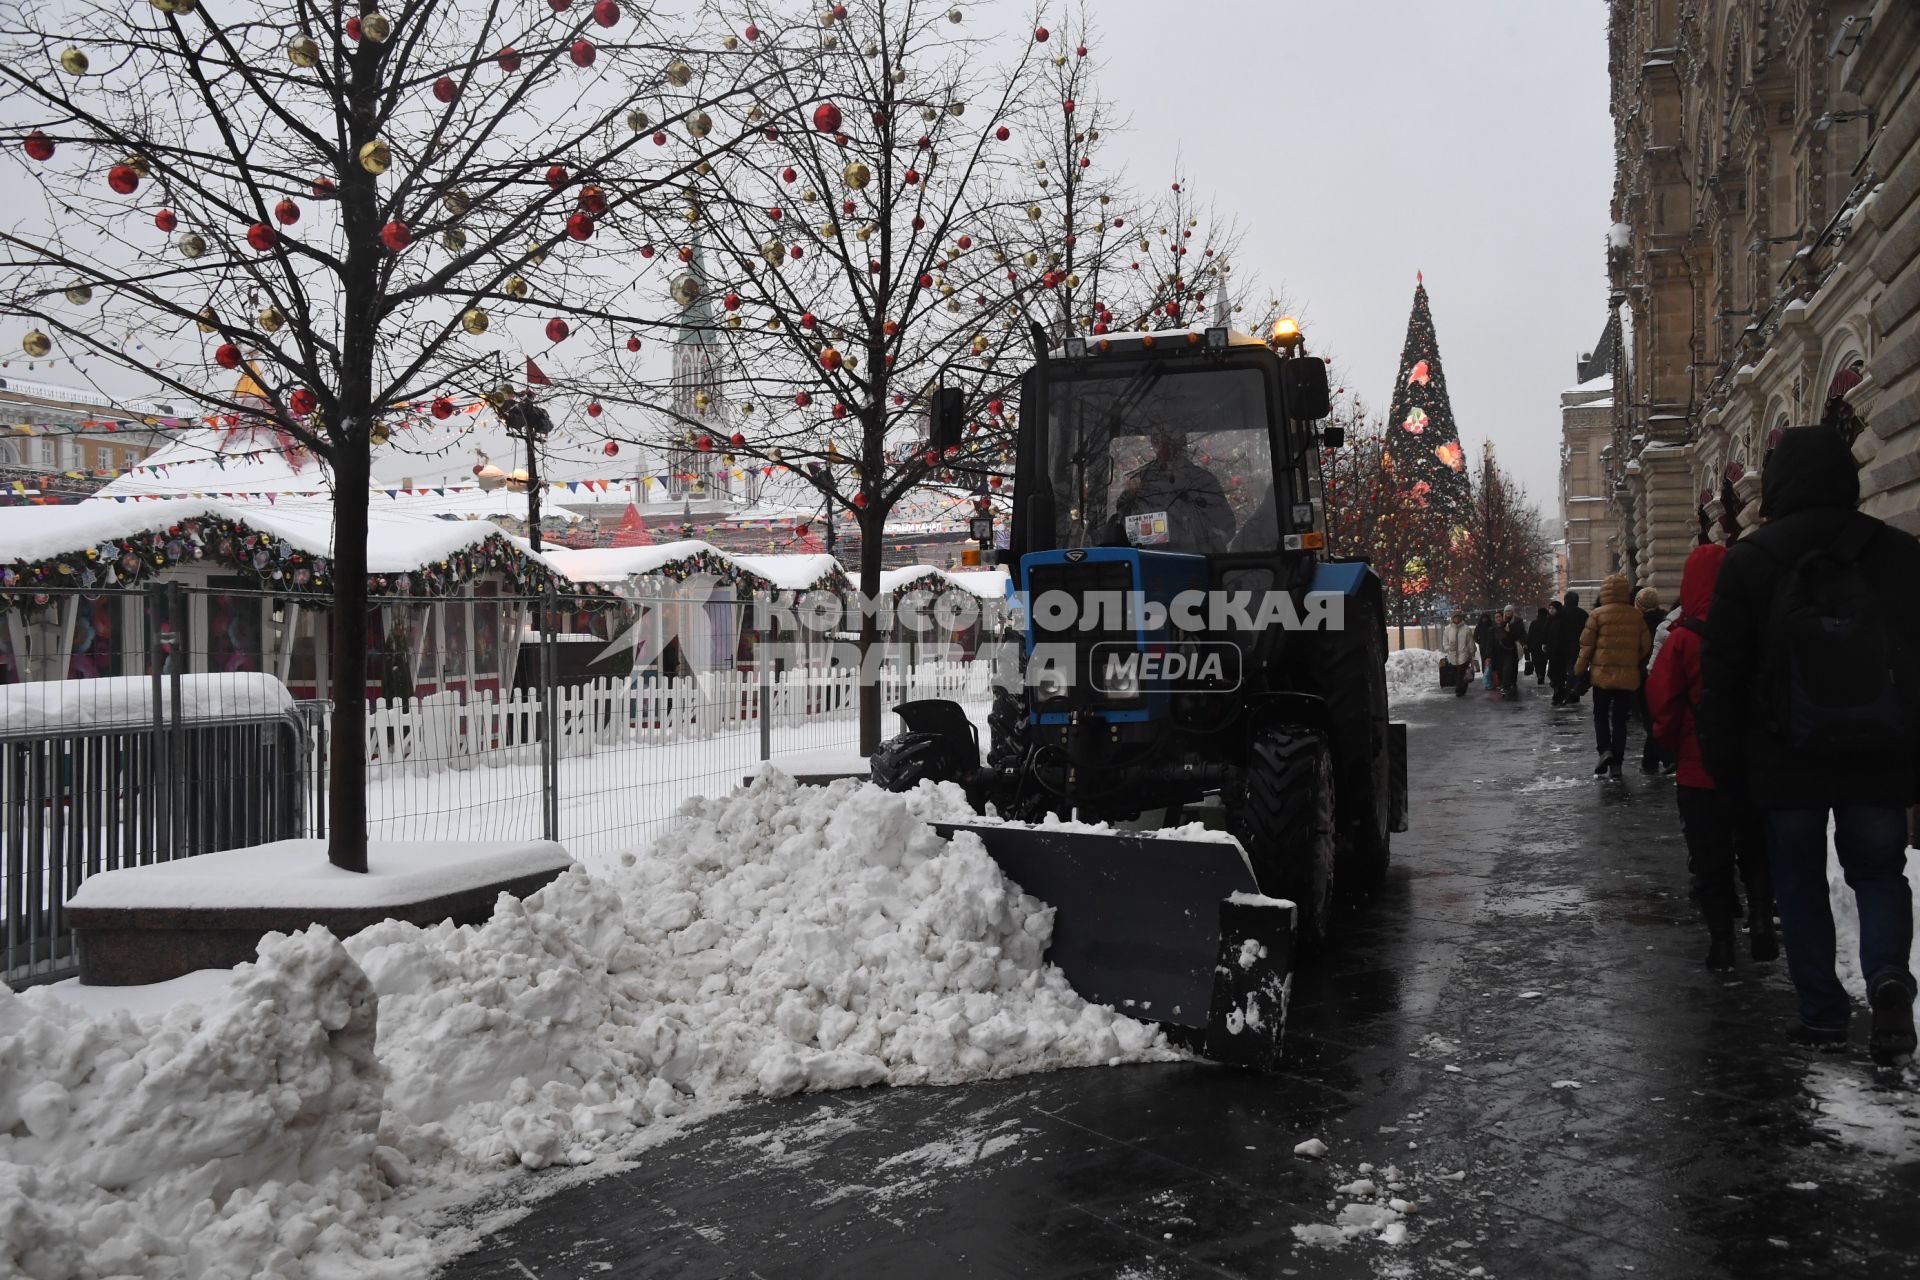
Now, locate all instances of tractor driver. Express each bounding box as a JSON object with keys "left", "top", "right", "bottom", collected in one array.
[{"left": 1108, "top": 424, "right": 1236, "bottom": 553}]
